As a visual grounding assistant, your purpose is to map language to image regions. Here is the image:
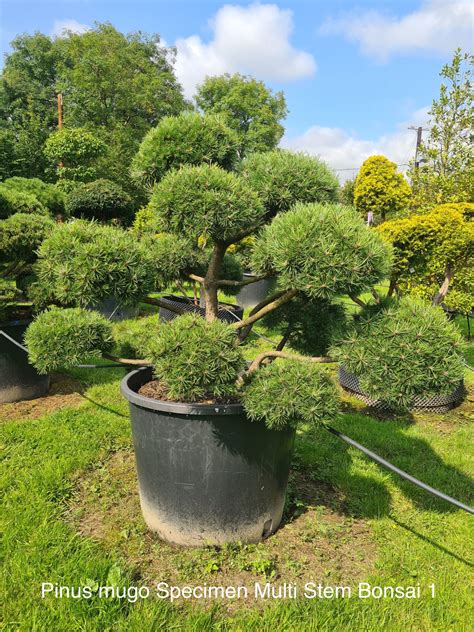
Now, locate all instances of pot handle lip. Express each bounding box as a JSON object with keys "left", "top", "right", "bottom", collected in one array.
[{"left": 120, "top": 366, "right": 245, "bottom": 416}]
